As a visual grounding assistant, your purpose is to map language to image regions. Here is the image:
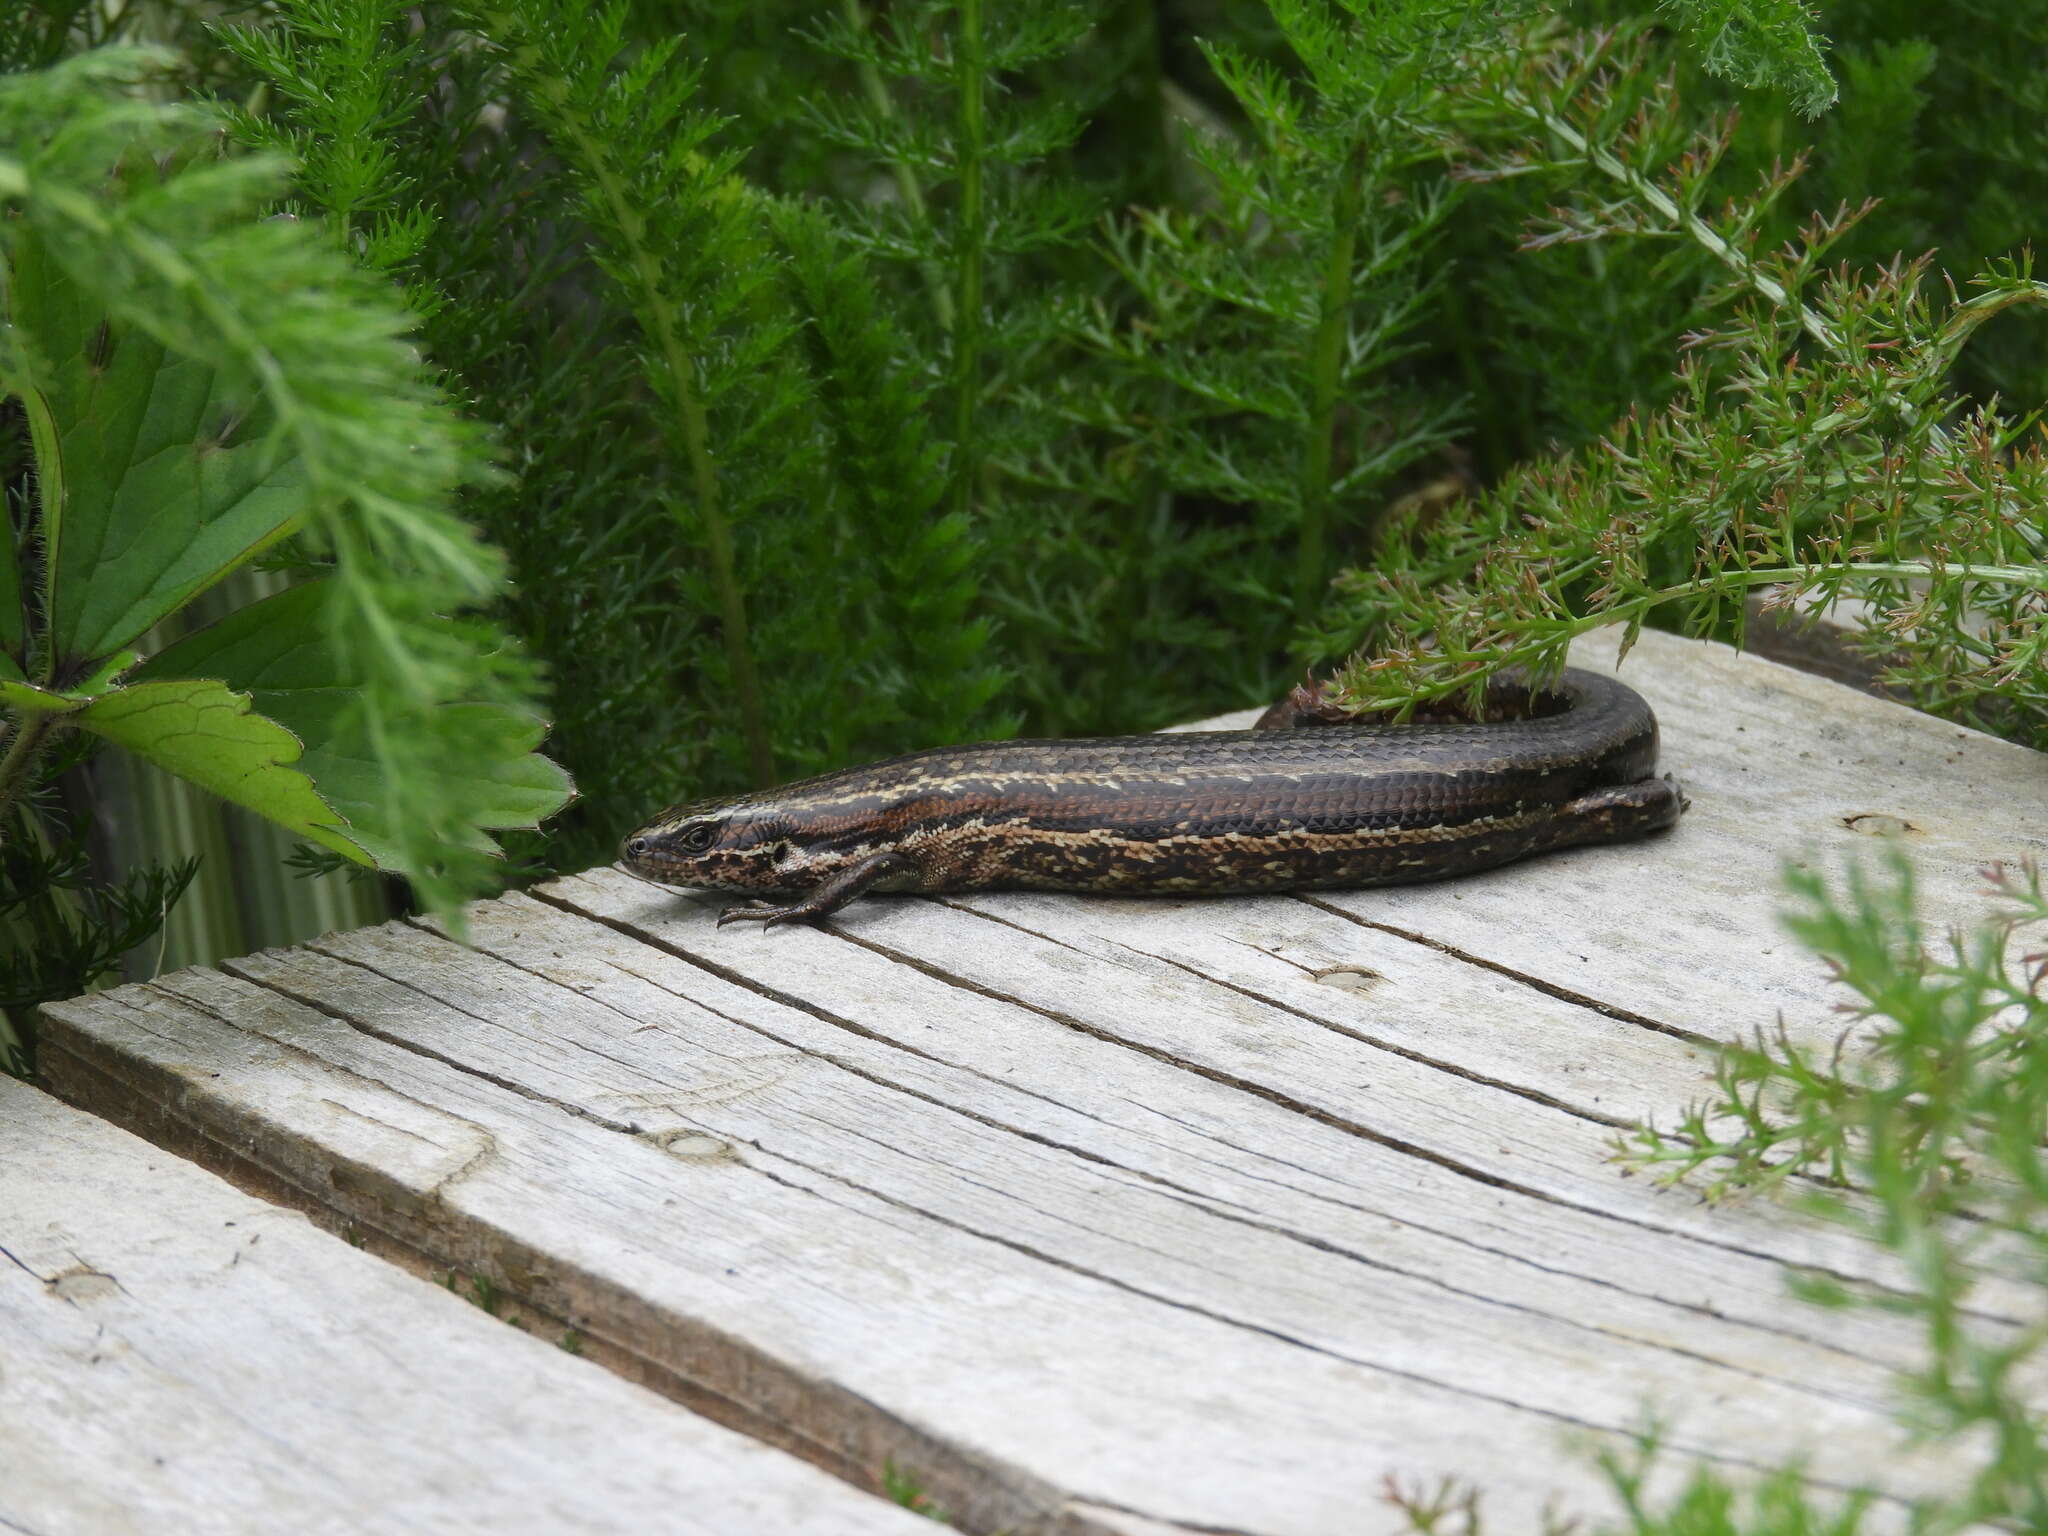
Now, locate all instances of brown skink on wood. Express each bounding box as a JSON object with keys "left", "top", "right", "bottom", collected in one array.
[{"left": 620, "top": 668, "right": 1686, "bottom": 928}]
